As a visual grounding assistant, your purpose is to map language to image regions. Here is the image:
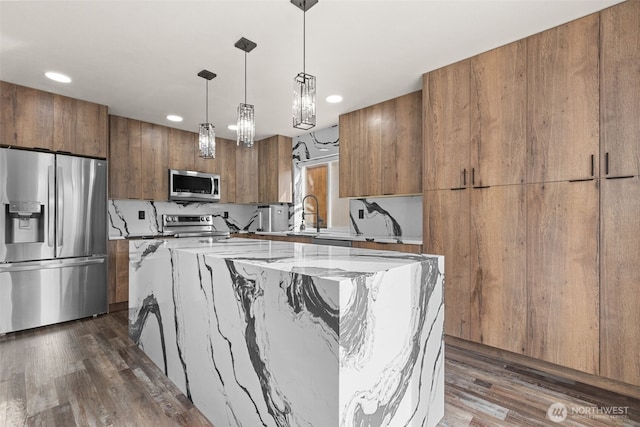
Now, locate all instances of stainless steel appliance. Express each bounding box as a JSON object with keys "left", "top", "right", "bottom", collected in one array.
[
  {"left": 0, "top": 148, "right": 107, "bottom": 334},
  {"left": 168, "top": 169, "right": 220, "bottom": 202},
  {"left": 162, "top": 214, "right": 230, "bottom": 238},
  {"left": 250, "top": 205, "right": 289, "bottom": 232}
]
